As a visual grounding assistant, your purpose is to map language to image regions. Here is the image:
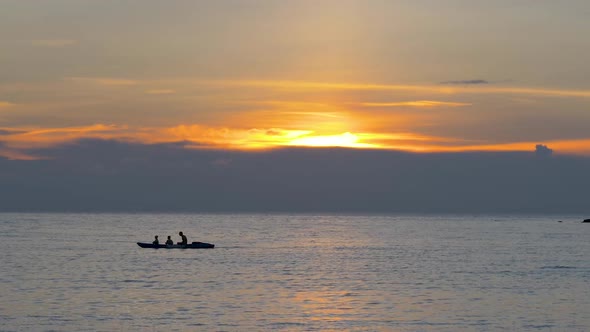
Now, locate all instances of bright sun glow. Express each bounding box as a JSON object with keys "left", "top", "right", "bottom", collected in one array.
[{"left": 285, "top": 132, "right": 378, "bottom": 148}]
